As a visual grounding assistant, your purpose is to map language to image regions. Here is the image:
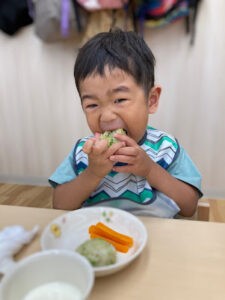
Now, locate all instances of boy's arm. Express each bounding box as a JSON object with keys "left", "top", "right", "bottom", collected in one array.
[
  {"left": 111, "top": 133, "right": 200, "bottom": 217},
  {"left": 53, "top": 168, "right": 102, "bottom": 210},
  {"left": 52, "top": 138, "right": 125, "bottom": 210},
  {"left": 145, "top": 161, "right": 200, "bottom": 217}
]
